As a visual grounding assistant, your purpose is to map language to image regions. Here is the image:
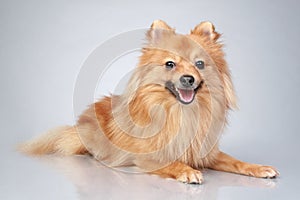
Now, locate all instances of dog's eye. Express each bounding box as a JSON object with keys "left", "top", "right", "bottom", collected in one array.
[
  {"left": 165, "top": 61, "right": 176, "bottom": 69},
  {"left": 195, "top": 60, "right": 205, "bottom": 69}
]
